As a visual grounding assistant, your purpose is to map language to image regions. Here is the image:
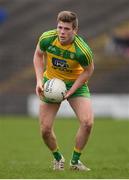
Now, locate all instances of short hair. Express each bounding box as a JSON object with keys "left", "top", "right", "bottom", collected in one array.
[{"left": 57, "top": 11, "right": 78, "bottom": 29}]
